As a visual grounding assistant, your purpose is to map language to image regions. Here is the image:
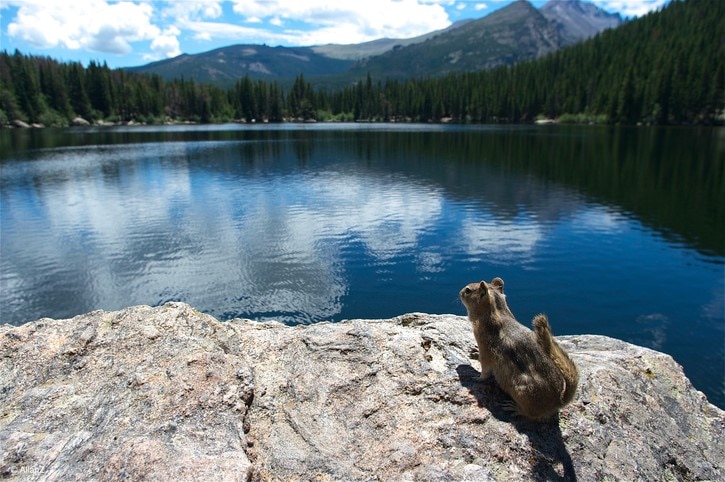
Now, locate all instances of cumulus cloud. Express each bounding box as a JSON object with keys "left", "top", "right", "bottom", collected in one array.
[
  {"left": 229, "top": 0, "right": 450, "bottom": 44},
  {"left": 164, "top": 0, "right": 452, "bottom": 47},
  {"left": 148, "top": 27, "right": 182, "bottom": 60},
  {"left": 6, "top": 0, "right": 161, "bottom": 55},
  {"left": 599, "top": 0, "right": 668, "bottom": 17}
]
